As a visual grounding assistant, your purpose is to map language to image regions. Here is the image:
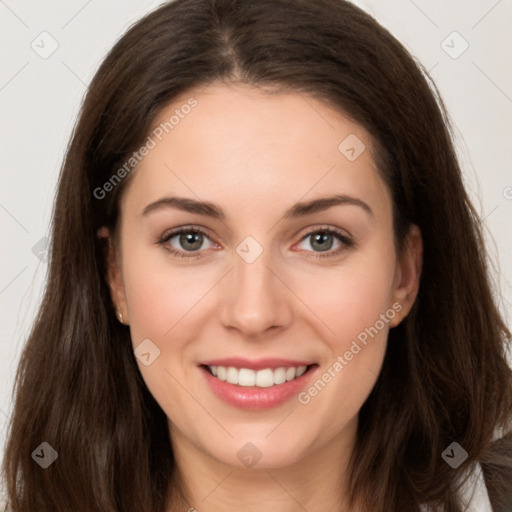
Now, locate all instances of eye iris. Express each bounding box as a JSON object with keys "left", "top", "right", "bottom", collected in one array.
[
  {"left": 311, "top": 232, "right": 333, "bottom": 252},
  {"left": 180, "top": 231, "right": 203, "bottom": 251}
]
